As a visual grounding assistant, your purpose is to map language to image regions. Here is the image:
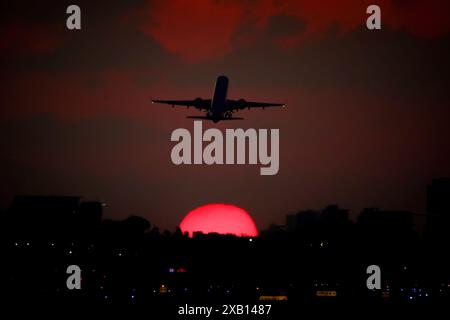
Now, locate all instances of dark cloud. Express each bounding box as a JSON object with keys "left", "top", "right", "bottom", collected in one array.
[
  {"left": 133, "top": 0, "right": 450, "bottom": 62},
  {"left": 266, "top": 14, "right": 306, "bottom": 38}
]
